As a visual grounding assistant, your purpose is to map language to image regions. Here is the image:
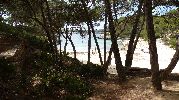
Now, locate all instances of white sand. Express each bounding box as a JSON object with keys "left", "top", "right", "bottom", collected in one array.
[
  {"left": 0, "top": 49, "right": 17, "bottom": 58},
  {"left": 69, "top": 38, "right": 179, "bottom": 74}
]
